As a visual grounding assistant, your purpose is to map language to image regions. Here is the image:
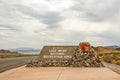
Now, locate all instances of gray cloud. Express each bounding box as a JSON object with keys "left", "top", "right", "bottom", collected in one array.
[
  {"left": 0, "top": 1, "right": 16, "bottom": 18},
  {"left": 15, "top": 5, "right": 63, "bottom": 29},
  {"left": 0, "top": 0, "right": 120, "bottom": 49},
  {"left": 0, "top": 24, "right": 21, "bottom": 32},
  {"left": 71, "top": 0, "right": 120, "bottom": 22},
  {"left": 96, "top": 30, "right": 120, "bottom": 45}
]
